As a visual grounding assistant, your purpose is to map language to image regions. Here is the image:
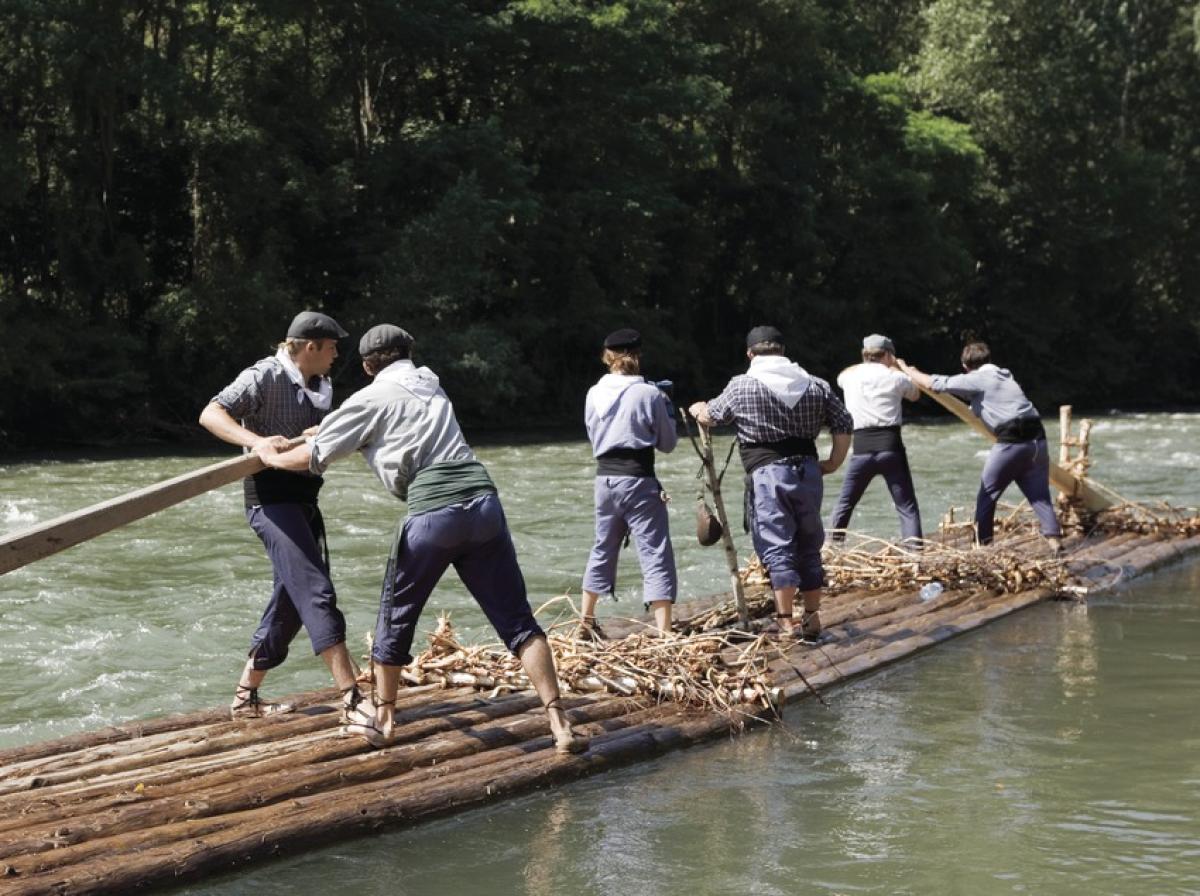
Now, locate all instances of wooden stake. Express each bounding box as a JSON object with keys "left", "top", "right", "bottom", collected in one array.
[
  {"left": 1059, "top": 405, "right": 1073, "bottom": 466},
  {"left": 697, "top": 423, "right": 749, "bottom": 627}
]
